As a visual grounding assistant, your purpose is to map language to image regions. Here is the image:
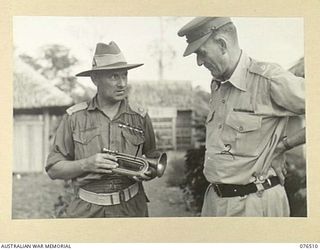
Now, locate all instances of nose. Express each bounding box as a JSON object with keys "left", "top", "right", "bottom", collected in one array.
[
  {"left": 197, "top": 54, "right": 204, "bottom": 66},
  {"left": 118, "top": 77, "right": 127, "bottom": 88}
]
